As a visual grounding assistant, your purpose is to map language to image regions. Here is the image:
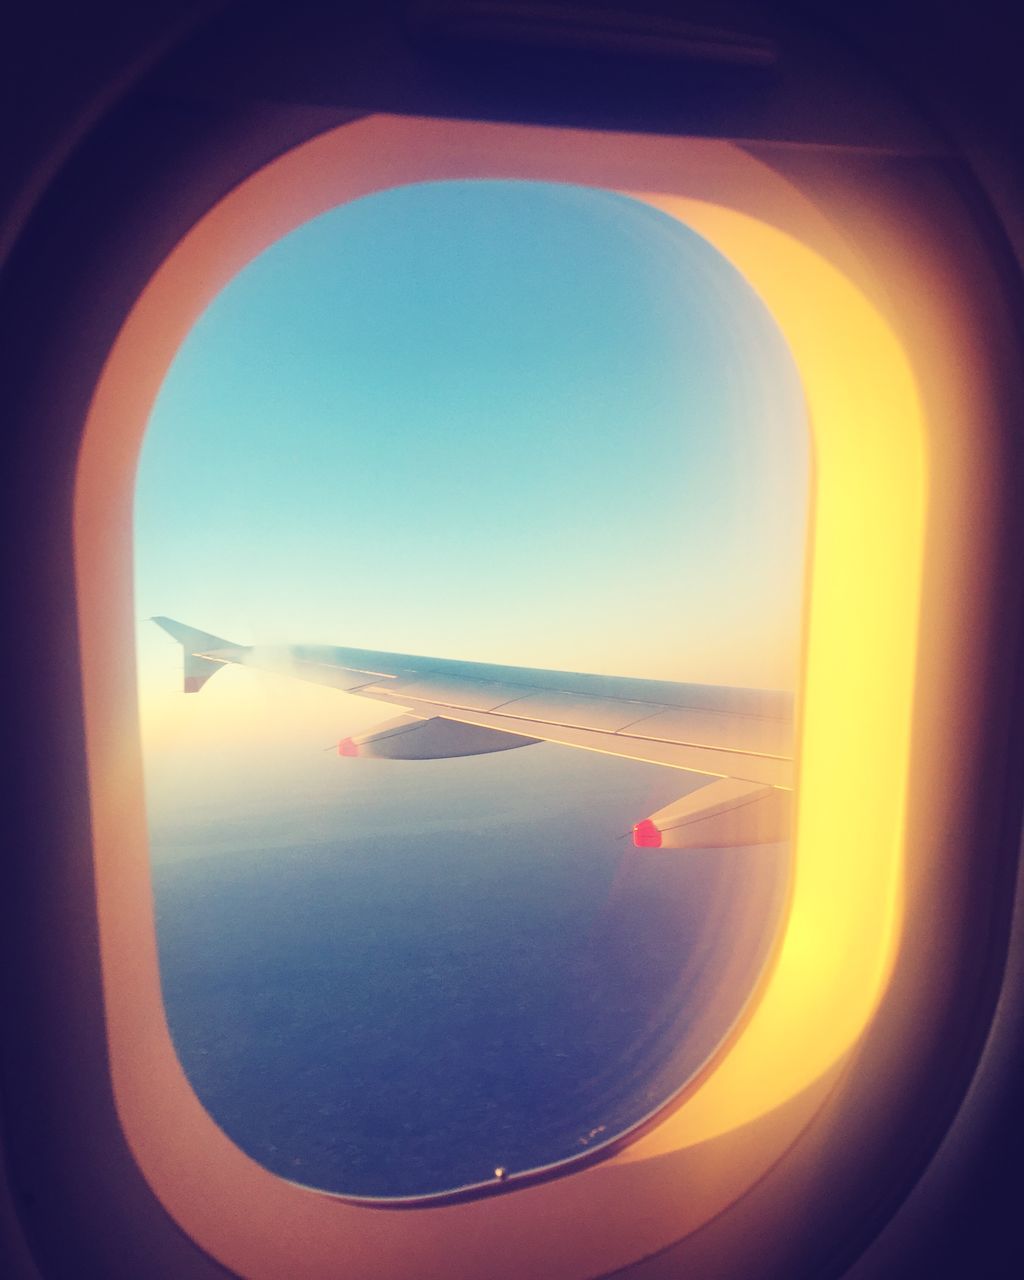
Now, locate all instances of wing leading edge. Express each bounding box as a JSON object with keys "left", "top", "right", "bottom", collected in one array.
[{"left": 151, "top": 617, "right": 794, "bottom": 849}]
